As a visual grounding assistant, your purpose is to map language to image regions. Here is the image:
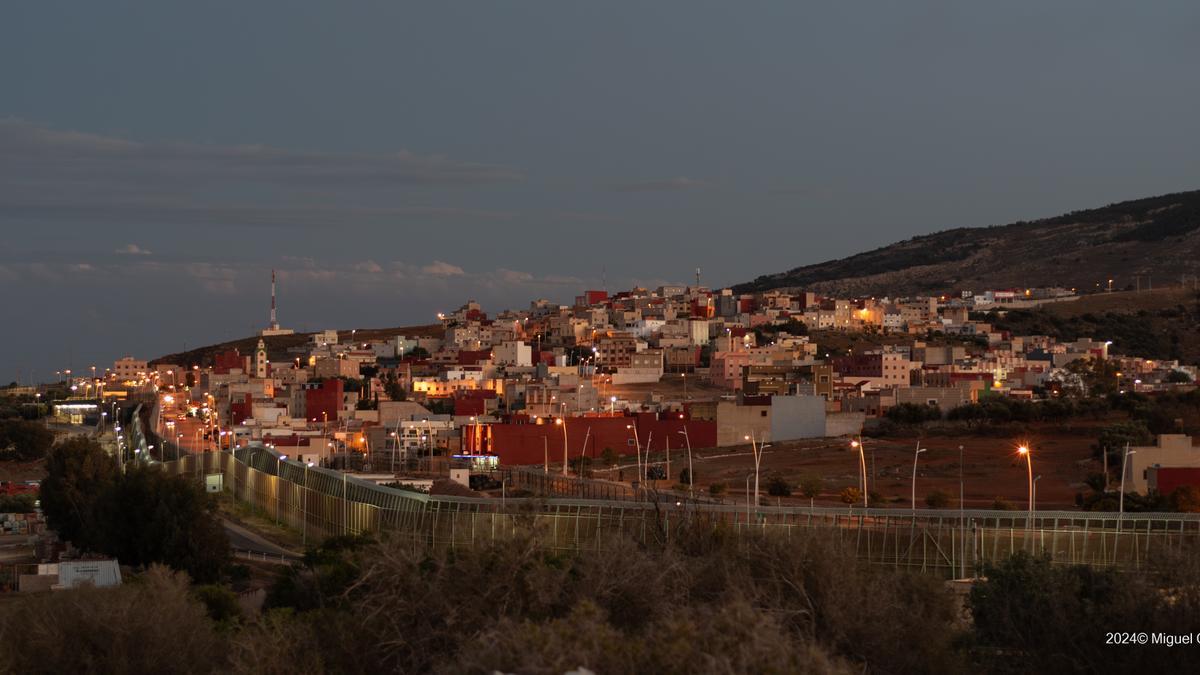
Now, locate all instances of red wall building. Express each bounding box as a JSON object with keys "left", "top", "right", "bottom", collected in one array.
[
  {"left": 213, "top": 349, "right": 243, "bottom": 375},
  {"left": 463, "top": 412, "right": 717, "bottom": 466},
  {"left": 304, "top": 379, "right": 344, "bottom": 423}
]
